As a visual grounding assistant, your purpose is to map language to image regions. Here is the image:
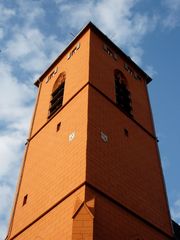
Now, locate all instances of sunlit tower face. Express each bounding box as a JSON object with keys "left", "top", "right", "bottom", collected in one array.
[{"left": 6, "top": 23, "right": 173, "bottom": 240}]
